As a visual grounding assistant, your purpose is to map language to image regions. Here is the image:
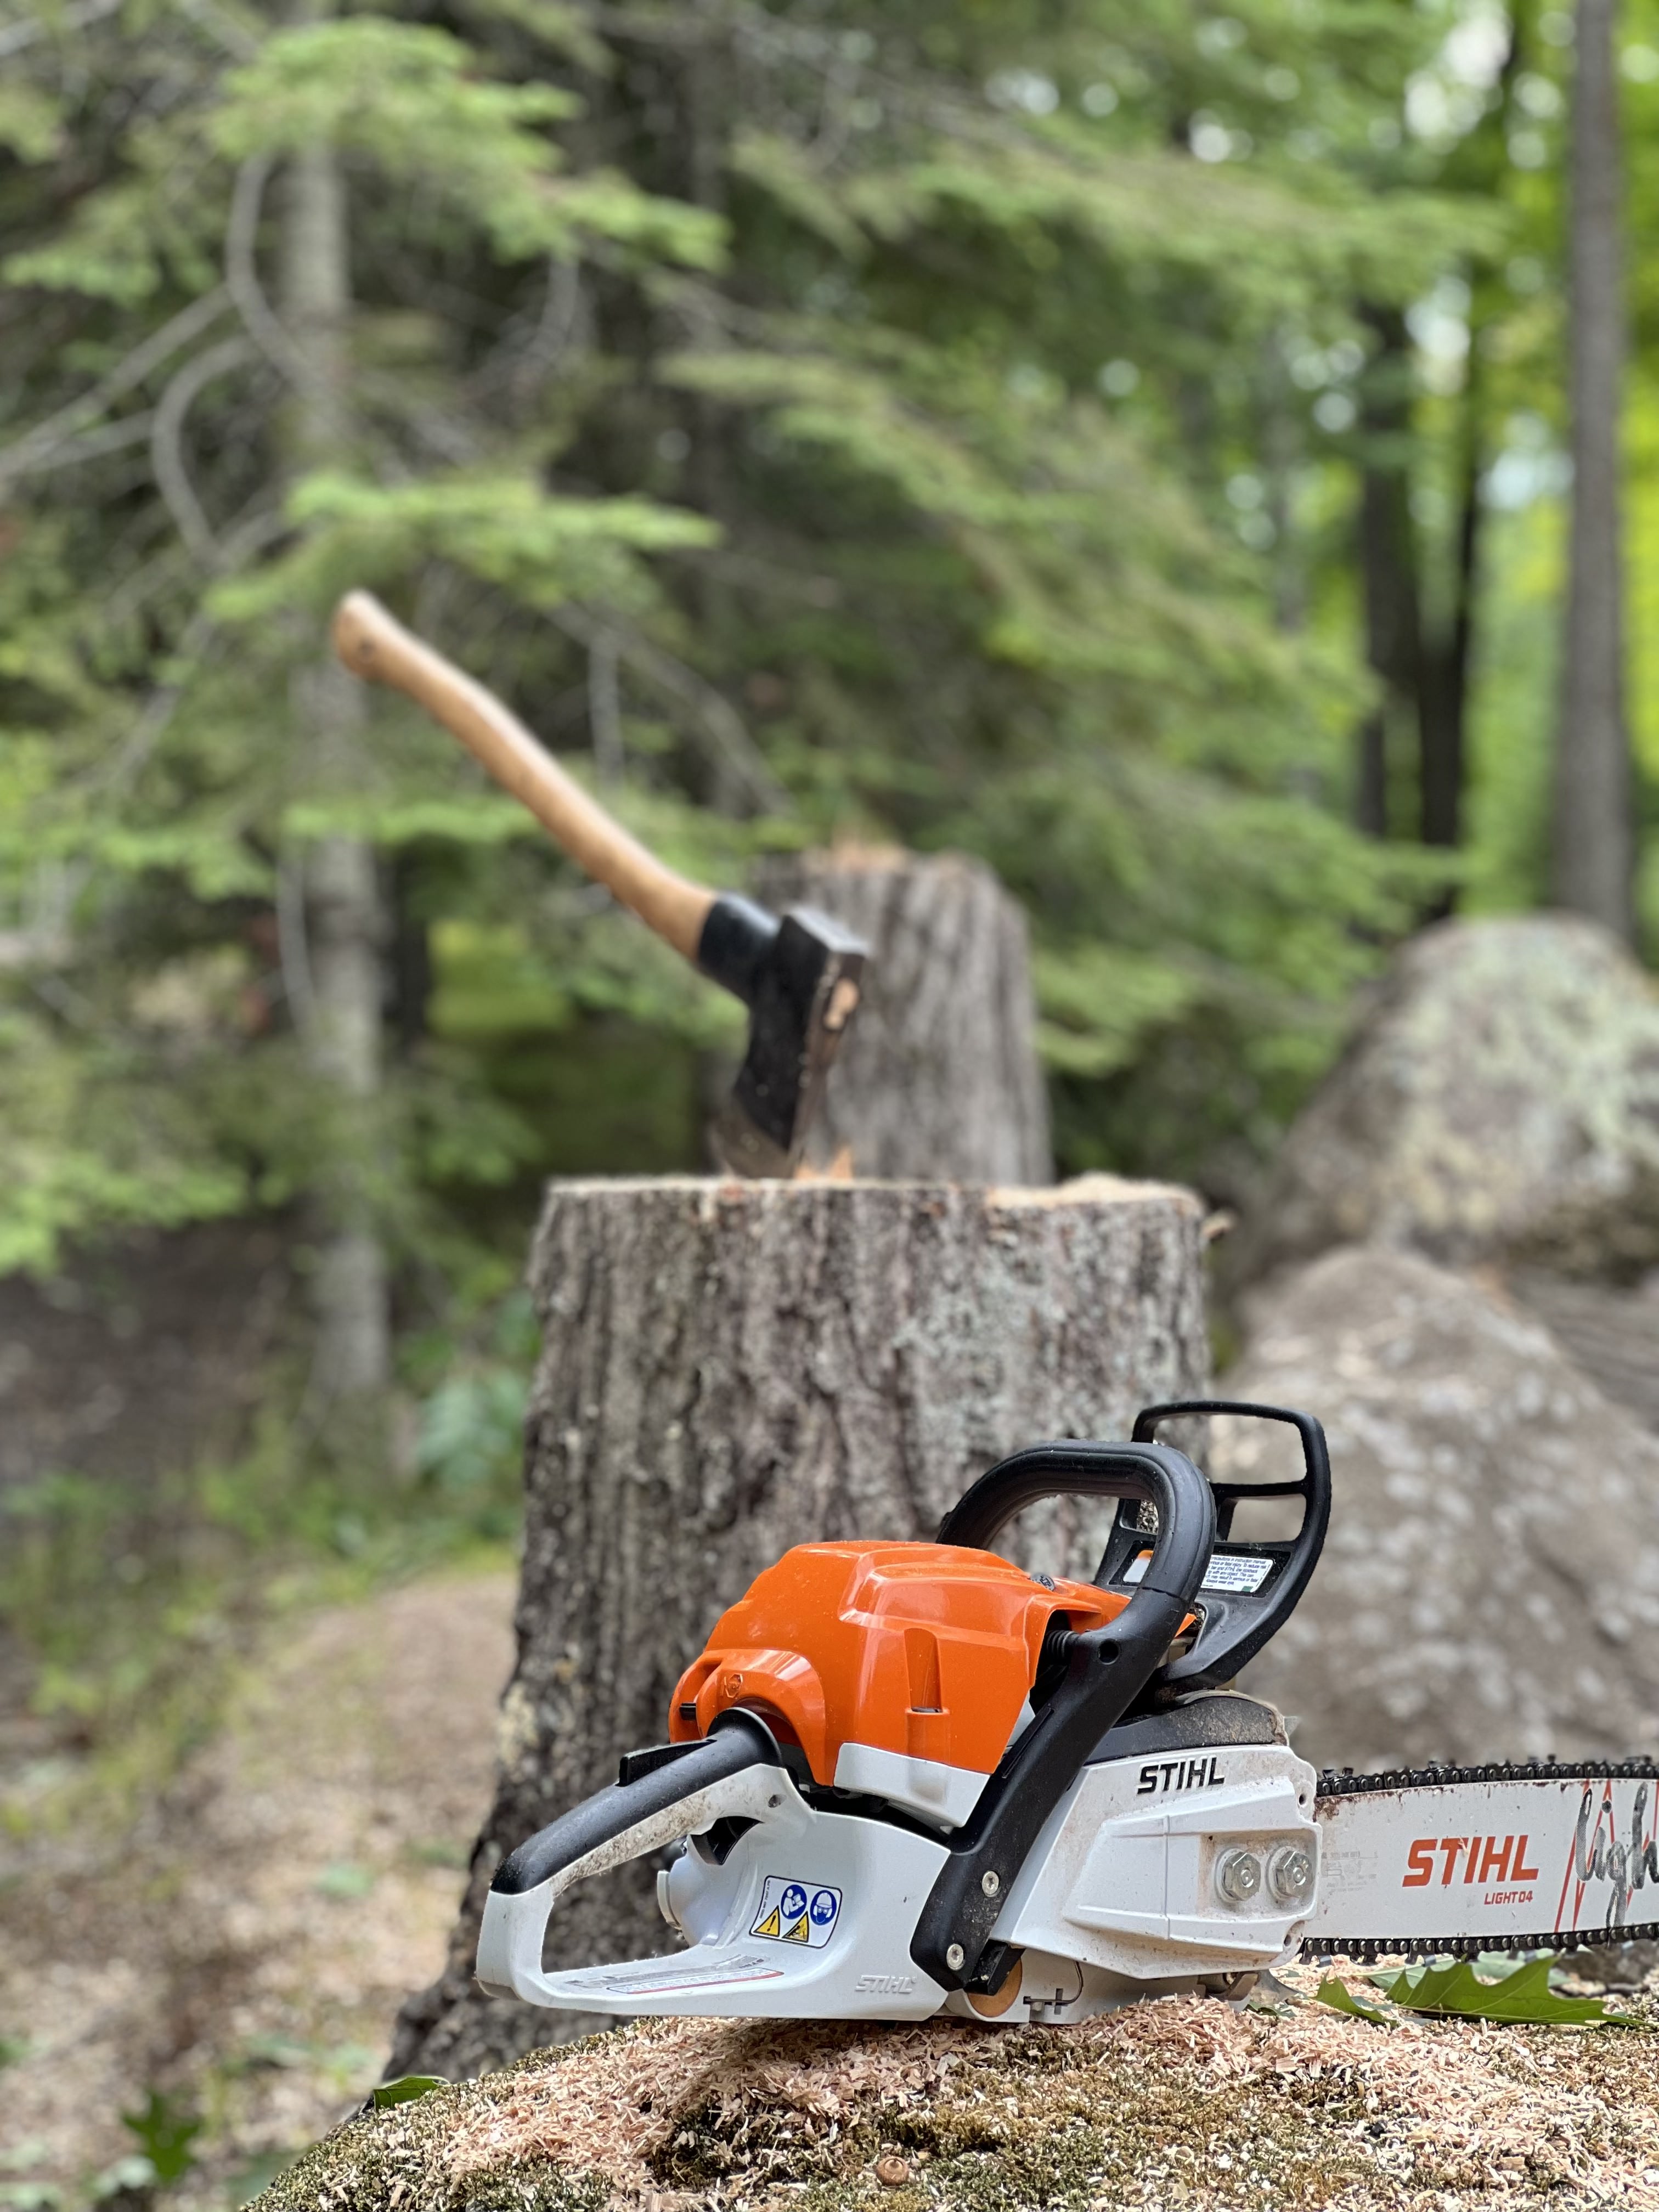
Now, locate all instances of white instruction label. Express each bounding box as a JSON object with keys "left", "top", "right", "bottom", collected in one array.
[{"left": 1122, "top": 1549, "right": 1273, "bottom": 1594}]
